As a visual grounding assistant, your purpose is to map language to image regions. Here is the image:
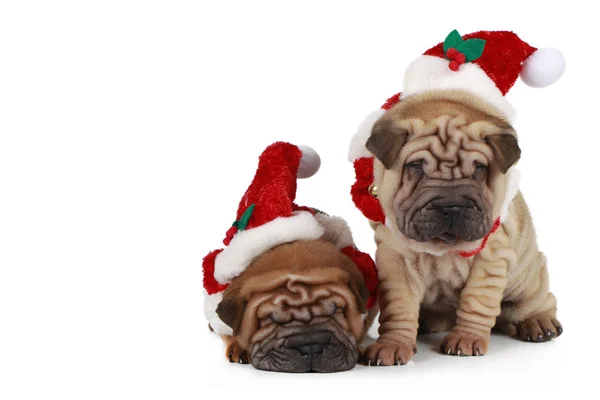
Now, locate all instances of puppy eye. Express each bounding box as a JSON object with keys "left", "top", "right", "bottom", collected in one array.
[
  {"left": 405, "top": 160, "right": 424, "bottom": 170},
  {"left": 474, "top": 162, "right": 488, "bottom": 171}
]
